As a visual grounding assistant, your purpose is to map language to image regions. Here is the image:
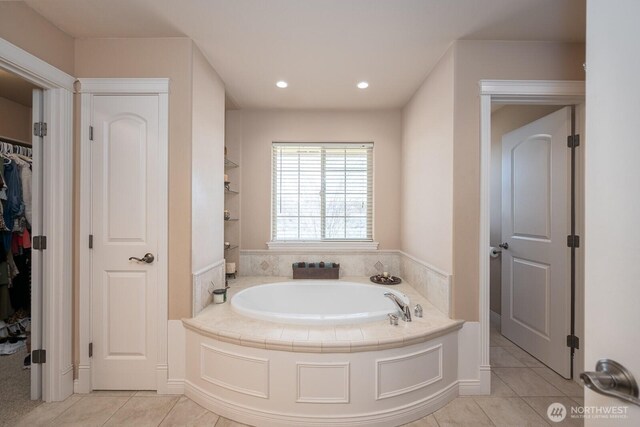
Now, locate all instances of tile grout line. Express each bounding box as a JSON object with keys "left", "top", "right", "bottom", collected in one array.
[
  {"left": 518, "top": 396, "right": 553, "bottom": 426},
  {"left": 156, "top": 395, "right": 181, "bottom": 426},
  {"left": 99, "top": 394, "right": 134, "bottom": 426},
  {"left": 469, "top": 396, "right": 498, "bottom": 426},
  {"left": 49, "top": 394, "right": 87, "bottom": 424}
]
